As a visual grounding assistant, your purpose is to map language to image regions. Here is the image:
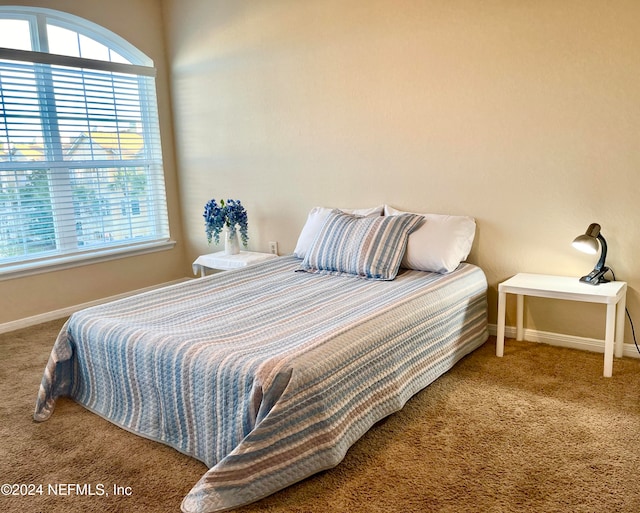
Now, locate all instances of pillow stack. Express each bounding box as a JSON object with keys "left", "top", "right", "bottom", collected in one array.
[
  {"left": 298, "top": 209, "right": 423, "bottom": 281},
  {"left": 294, "top": 204, "right": 476, "bottom": 280}
]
